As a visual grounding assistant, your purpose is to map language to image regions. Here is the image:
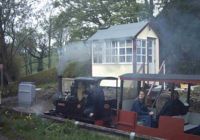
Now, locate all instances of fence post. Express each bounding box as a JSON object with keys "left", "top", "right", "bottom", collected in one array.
[{"left": 0, "top": 64, "right": 3, "bottom": 104}]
